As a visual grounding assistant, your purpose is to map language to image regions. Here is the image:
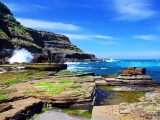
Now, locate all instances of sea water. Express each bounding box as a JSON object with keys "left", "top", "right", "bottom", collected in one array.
[{"left": 66, "top": 59, "right": 160, "bottom": 82}]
